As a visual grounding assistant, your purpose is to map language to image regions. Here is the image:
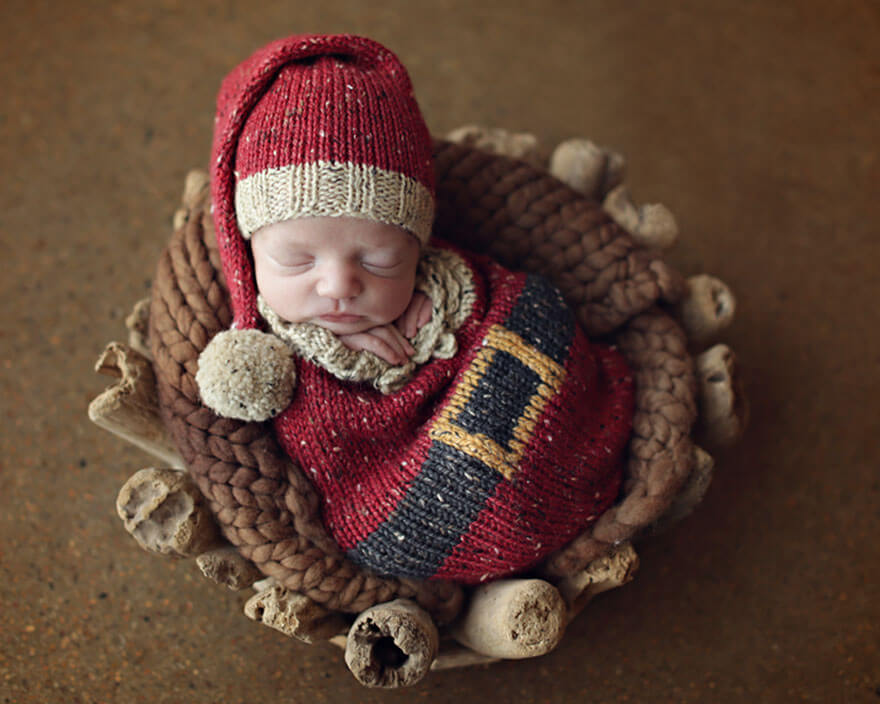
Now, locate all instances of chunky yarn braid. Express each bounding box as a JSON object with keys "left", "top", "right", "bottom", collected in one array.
[{"left": 149, "top": 139, "right": 696, "bottom": 619}]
